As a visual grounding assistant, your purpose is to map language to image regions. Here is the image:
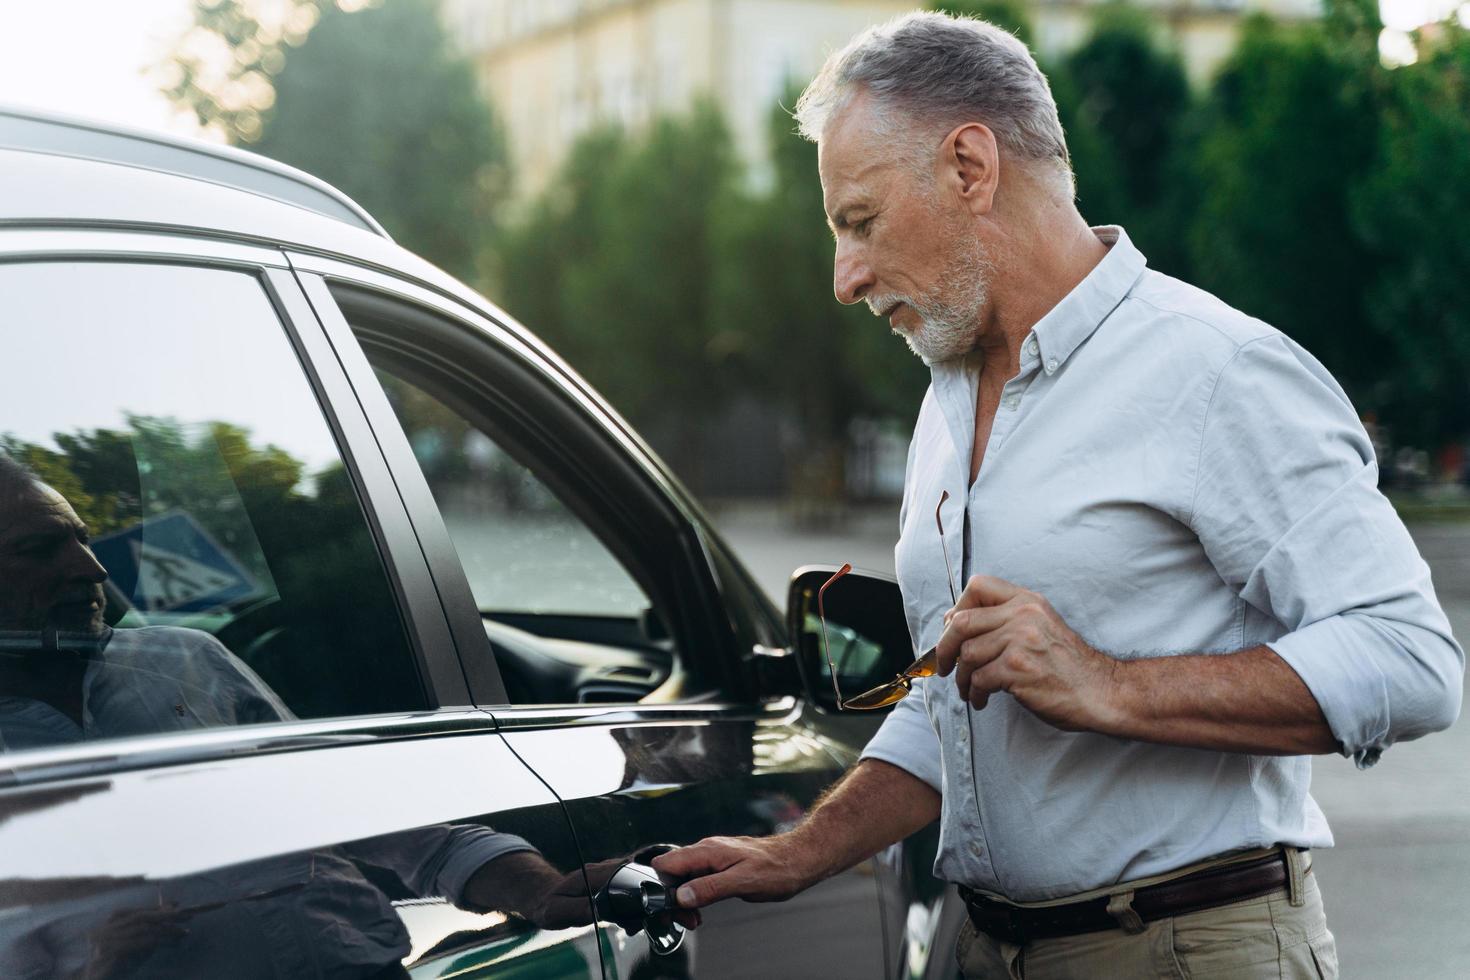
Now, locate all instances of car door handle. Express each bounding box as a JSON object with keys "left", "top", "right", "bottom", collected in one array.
[{"left": 593, "top": 847, "right": 686, "bottom": 955}]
